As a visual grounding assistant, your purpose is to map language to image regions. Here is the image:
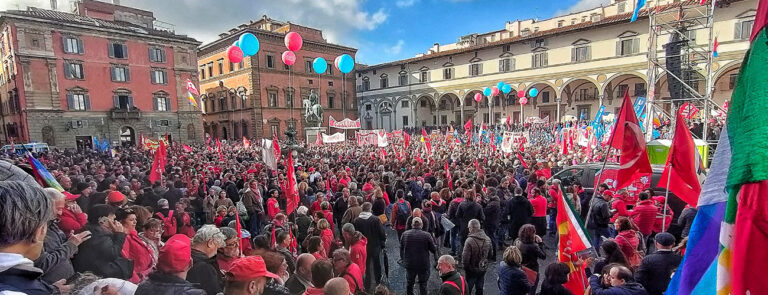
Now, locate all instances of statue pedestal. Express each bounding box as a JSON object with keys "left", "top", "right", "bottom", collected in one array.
[{"left": 304, "top": 127, "right": 325, "bottom": 144}]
